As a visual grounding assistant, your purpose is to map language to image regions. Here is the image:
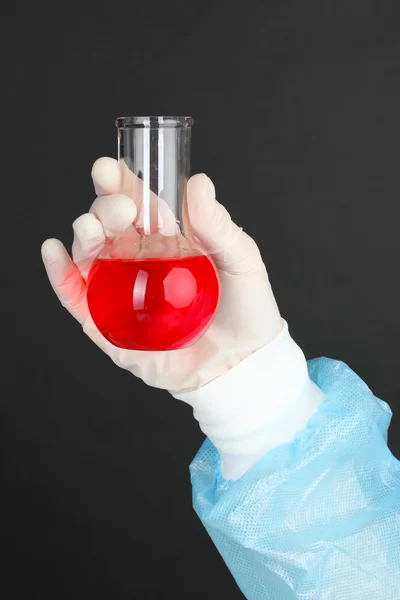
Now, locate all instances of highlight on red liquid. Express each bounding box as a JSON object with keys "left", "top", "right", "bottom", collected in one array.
[{"left": 86, "top": 254, "right": 220, "bottom": 351}]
